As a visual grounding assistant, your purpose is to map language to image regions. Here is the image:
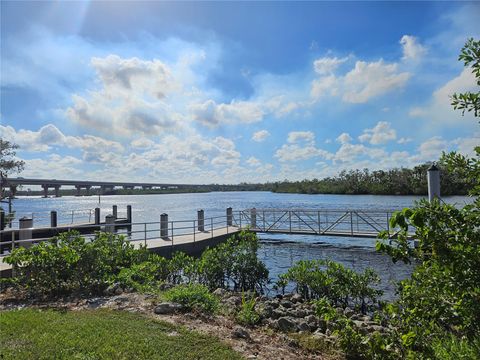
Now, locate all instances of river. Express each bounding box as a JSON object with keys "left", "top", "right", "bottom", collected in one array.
[{"left": 9, "top": 192, "right": 471, "bottom": 299}]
